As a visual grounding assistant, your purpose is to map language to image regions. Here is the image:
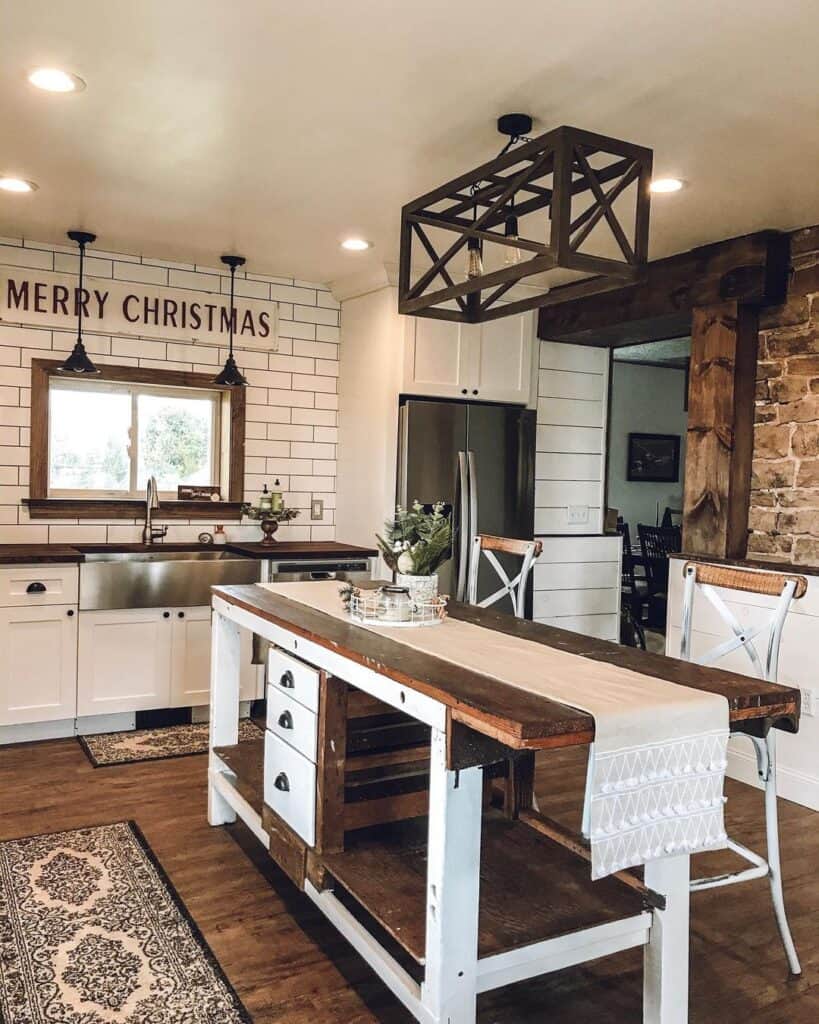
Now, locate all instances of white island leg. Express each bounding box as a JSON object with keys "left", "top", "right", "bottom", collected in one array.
[
  {"left": 208, "top": 605, "right": 243, "bottom": 826},
  {"left": 421, "top": 727, "right": 483, "bottom": 1024},
  {"left": 643, "top": 853, "right": 691, "bottom": 1024}
]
